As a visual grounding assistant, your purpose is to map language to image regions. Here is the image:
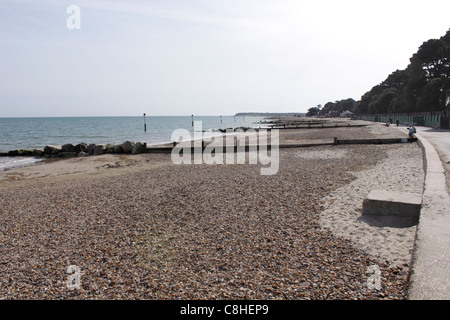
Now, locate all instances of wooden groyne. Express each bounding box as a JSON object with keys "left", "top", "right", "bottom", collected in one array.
[
  {"left": 0, "top": 136, "right": 417, "bottom": 158},
  {"left": 204, "top": 123, "right": 367, "bottom": 133},
  {"left": 119, "top": 137, "right": 418, "bottom": 154},
  {"left": 333, "top": 137, "right": 416, "bottom": 145},
  {"left": 270, "top": 123, "right": 367, "bottom": 130}
]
